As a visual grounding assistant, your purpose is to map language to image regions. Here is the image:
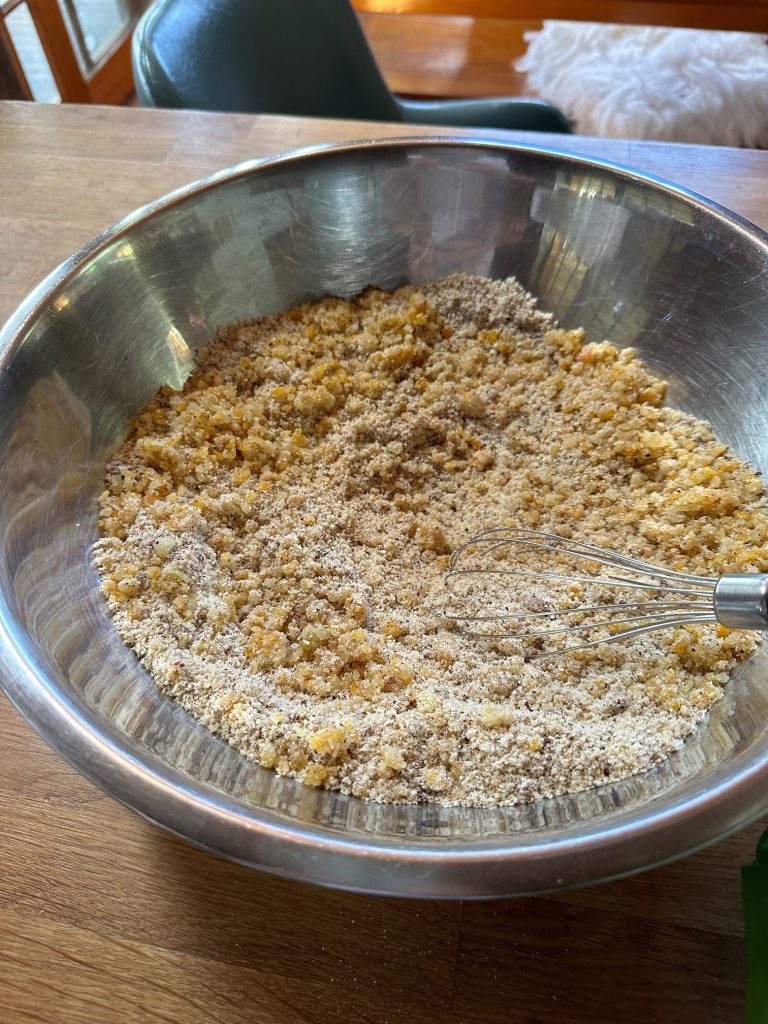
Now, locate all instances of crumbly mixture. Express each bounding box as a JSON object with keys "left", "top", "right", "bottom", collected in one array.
[{"left": 94, "top": 274, "right": 768, "bottom": 806}]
